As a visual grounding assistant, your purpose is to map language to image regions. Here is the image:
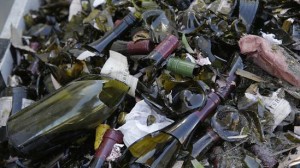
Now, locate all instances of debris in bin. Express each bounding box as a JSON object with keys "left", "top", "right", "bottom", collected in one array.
[
  {"left": 250, "top": 144, "right": 277, "bottom": 168},
  {"left": 279, "top": 145, "right": 300, "bottom": 167},
  {"left": 115, "top": 55, "right": 242, "bottom": 167},
  {"left": 0, "top": 0, "right": 300, "bottom": 167},
  {"left": 235, "top": 69, "right": 265, "bottom": 83}
]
